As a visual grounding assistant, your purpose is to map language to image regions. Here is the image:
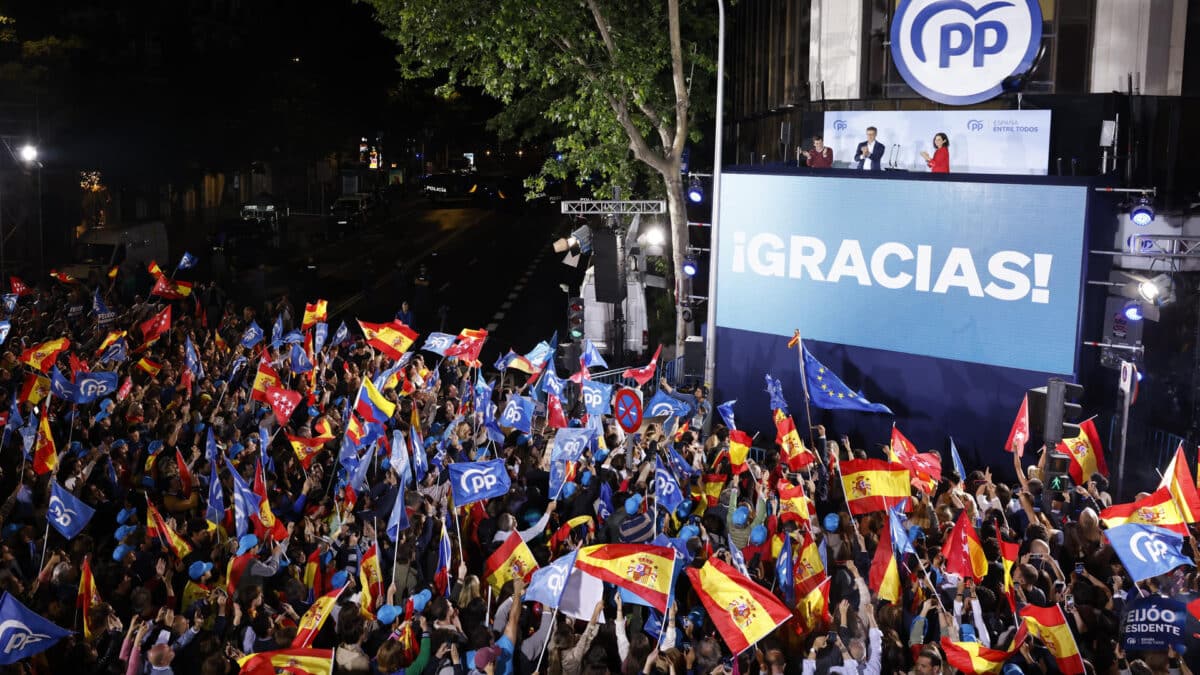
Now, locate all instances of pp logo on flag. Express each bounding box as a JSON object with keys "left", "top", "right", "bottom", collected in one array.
[
  {"left": 655, "top": 473, "right": 678, "bottom": 498},
  {"left": 47, "top": 496, "right": 77, "bottom": 529},
  {"left": 1130, "top": 531, "right": 1173, "bottom": 564},
  {"left": 502, "top": 404, "right": 523, "bottom": 426},
  {"left": 0, "top": 623, "right": 50, "bottom": 656},
  {"left": 459, "top": 466, "right": 500, "bottom": 494},
  {"left": 582, "top": 388, "right": 602, "bottom": 410},
  {"left": 647, "top": 401, "right": 676, "bottom": 417},
  {"left": 545, "top": 567, "right": 567, "bottom": 595}
]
